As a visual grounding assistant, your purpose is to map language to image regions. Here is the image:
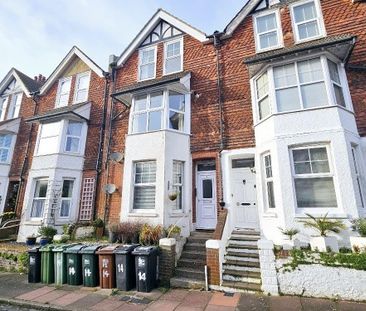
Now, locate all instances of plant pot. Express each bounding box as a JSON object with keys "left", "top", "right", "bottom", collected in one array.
[
  {"left": 95, "top": 227, "right": 104, "bottom": 239},
  {"left": 283, "top": 238, "right": 301, "bottom": 251},
  {"left": 350, "top": 236, "right": 366, "bottom": 253},
  {"left": 108, "top": 230, "right": 118, "bottom": 243},
  {"left": 39, "top": 237, "right": 50, "bottom": 246},
  {"left": 310, "top": 236, "right": 339, "bottom": 252},
  {"left": 26, "top": 237, "right": 36, "bottom": 246}
]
